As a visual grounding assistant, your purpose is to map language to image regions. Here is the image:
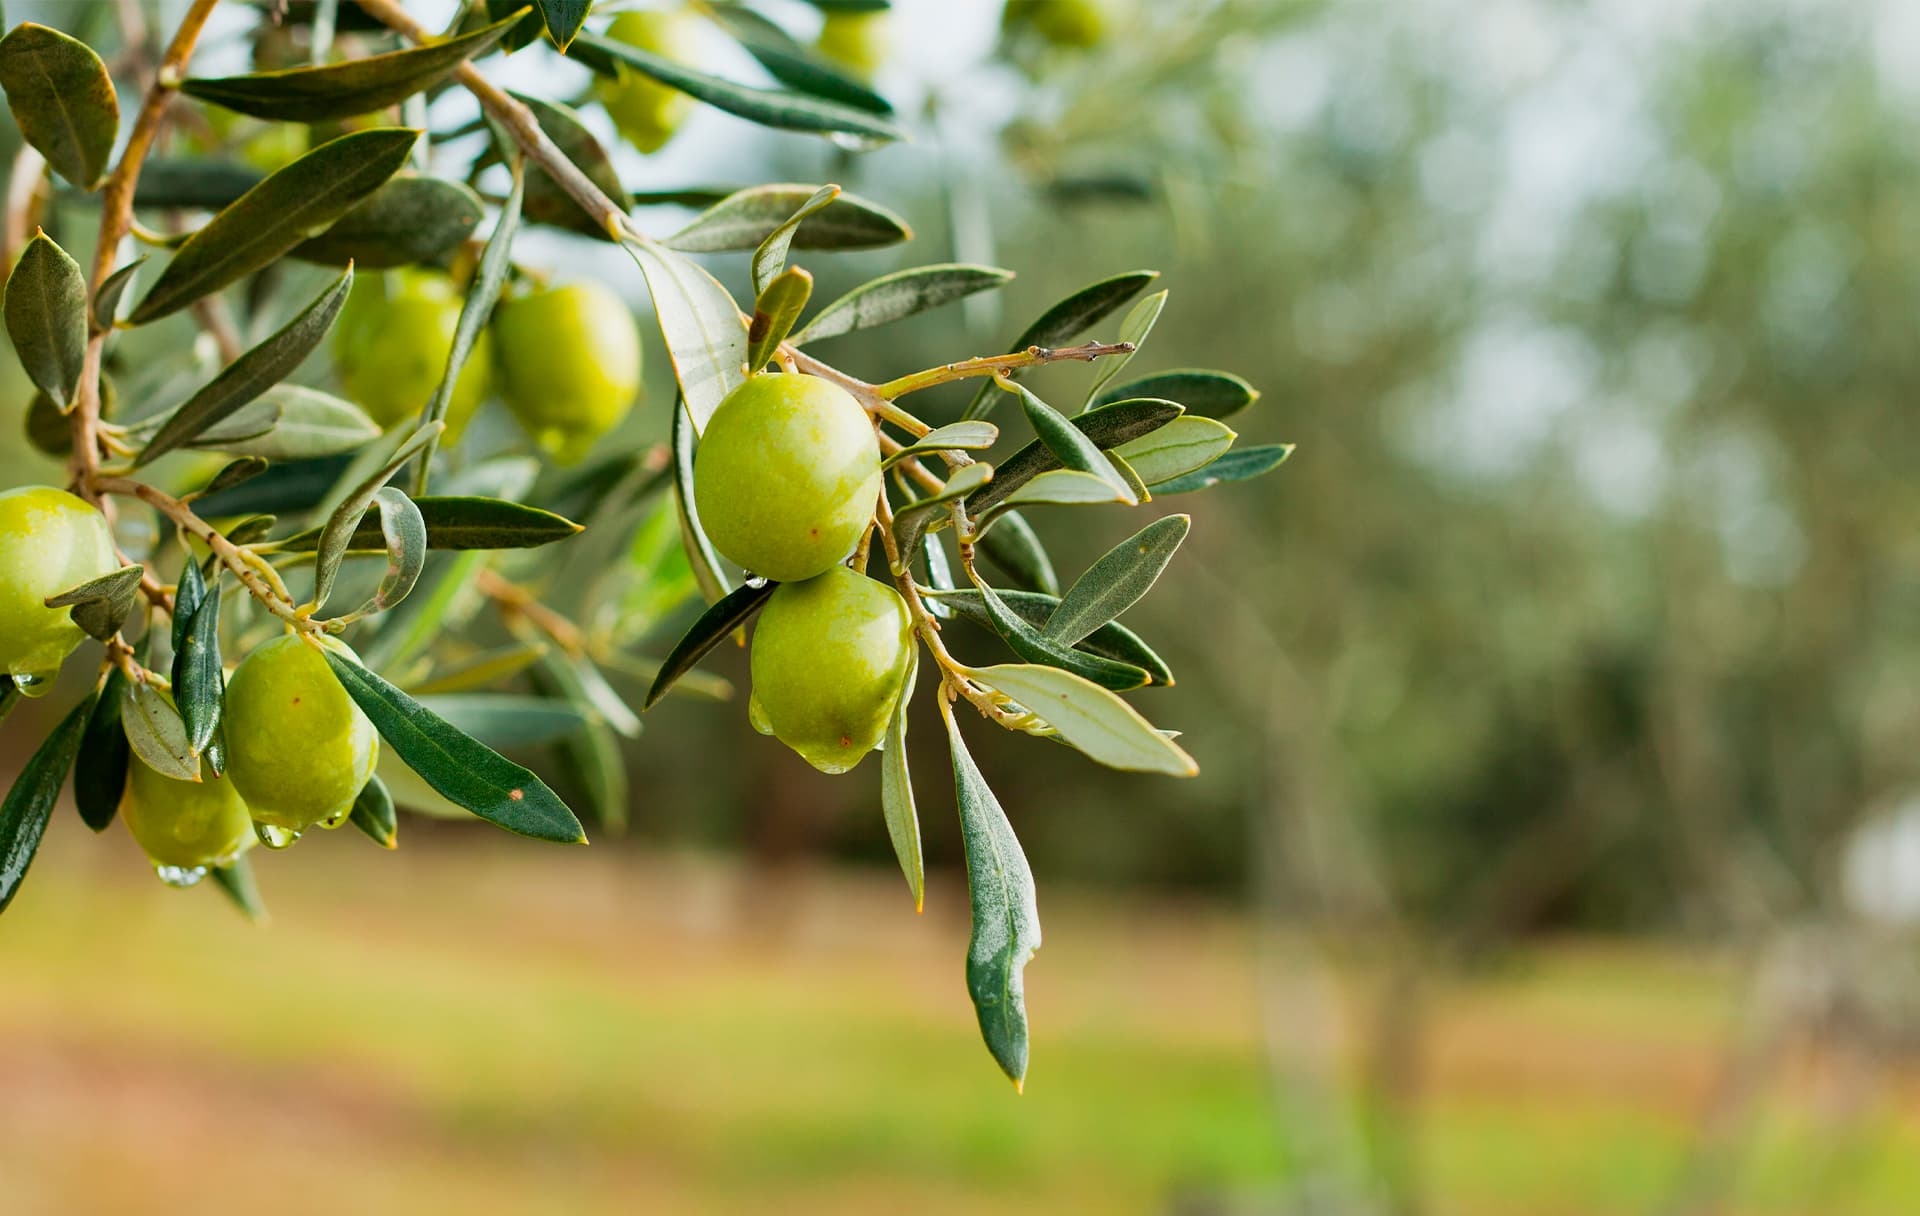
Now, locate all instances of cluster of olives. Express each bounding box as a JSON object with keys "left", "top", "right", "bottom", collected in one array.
[
  {"left": 0, "top": 486, "right": 380, "bottom": 880},
  {"left": 693, "top": 374, "right": 913, "bottom": 774},
  {"left": 333, "top": 273, "right": 641, "bottom": 465}
]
